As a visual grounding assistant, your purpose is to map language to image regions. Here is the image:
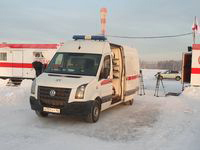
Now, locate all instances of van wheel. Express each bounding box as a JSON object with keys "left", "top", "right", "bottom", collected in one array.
[
  {"left": 85, "top": 101, "right": 100, "bottom": 123},
  {"left": 129, "top": 99, "right": 134, "bottom": 105},
  {"left": 35, "top": 110, "right": 48, "bottom": 117},
  {"left": 175, "top": 76, "right": 181, "bottom": 81},
  {"left": 124, "top": 99, "right": 134, "bottom": 105}
]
